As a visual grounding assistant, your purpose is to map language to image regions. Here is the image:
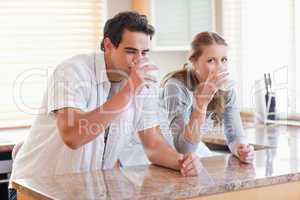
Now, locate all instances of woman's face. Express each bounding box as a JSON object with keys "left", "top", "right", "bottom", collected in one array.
[{"left": 193, "top": 44, "right": 228, "bottom": 81}]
